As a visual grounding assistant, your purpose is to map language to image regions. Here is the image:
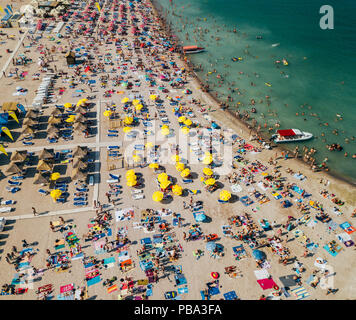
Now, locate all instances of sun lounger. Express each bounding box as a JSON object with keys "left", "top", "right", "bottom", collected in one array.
[
  {"left": 131, "top": 189, "right": 143, "bottom": 194},
  {"left": 38, "top": 189, "right": 49, "bottom": 195},
  {"left": 11, "top": 175, "right": 25, "bottom": 180},
  {"left": 74, "top": 201, "right": 87, "bottom": 206},
  {"left": 22, "top": 141, "right": 34, "bottom": 145},
  {"left": 107, "top": 146, "right": 120, "bottom": 150},
  {"left": 73, "top": 197, "right": 87, "bottom": 202},
  {"left": 133, "top": 194, "right": 145, "bottom": 200},
  {"left": 182, "top": 178, "right": 193, "bottom": 184},
  {"left": 6, "top": 187, "right": 20, "bottom": 193},
  {"left": 8, "top": 180, "right": 22, "bottom": 186},
  {"left": 76, "top": 187, "right": 88, "bottom": 192},
  {"left": 0, "top": 207, "right": 12, "bottom": 213}
]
